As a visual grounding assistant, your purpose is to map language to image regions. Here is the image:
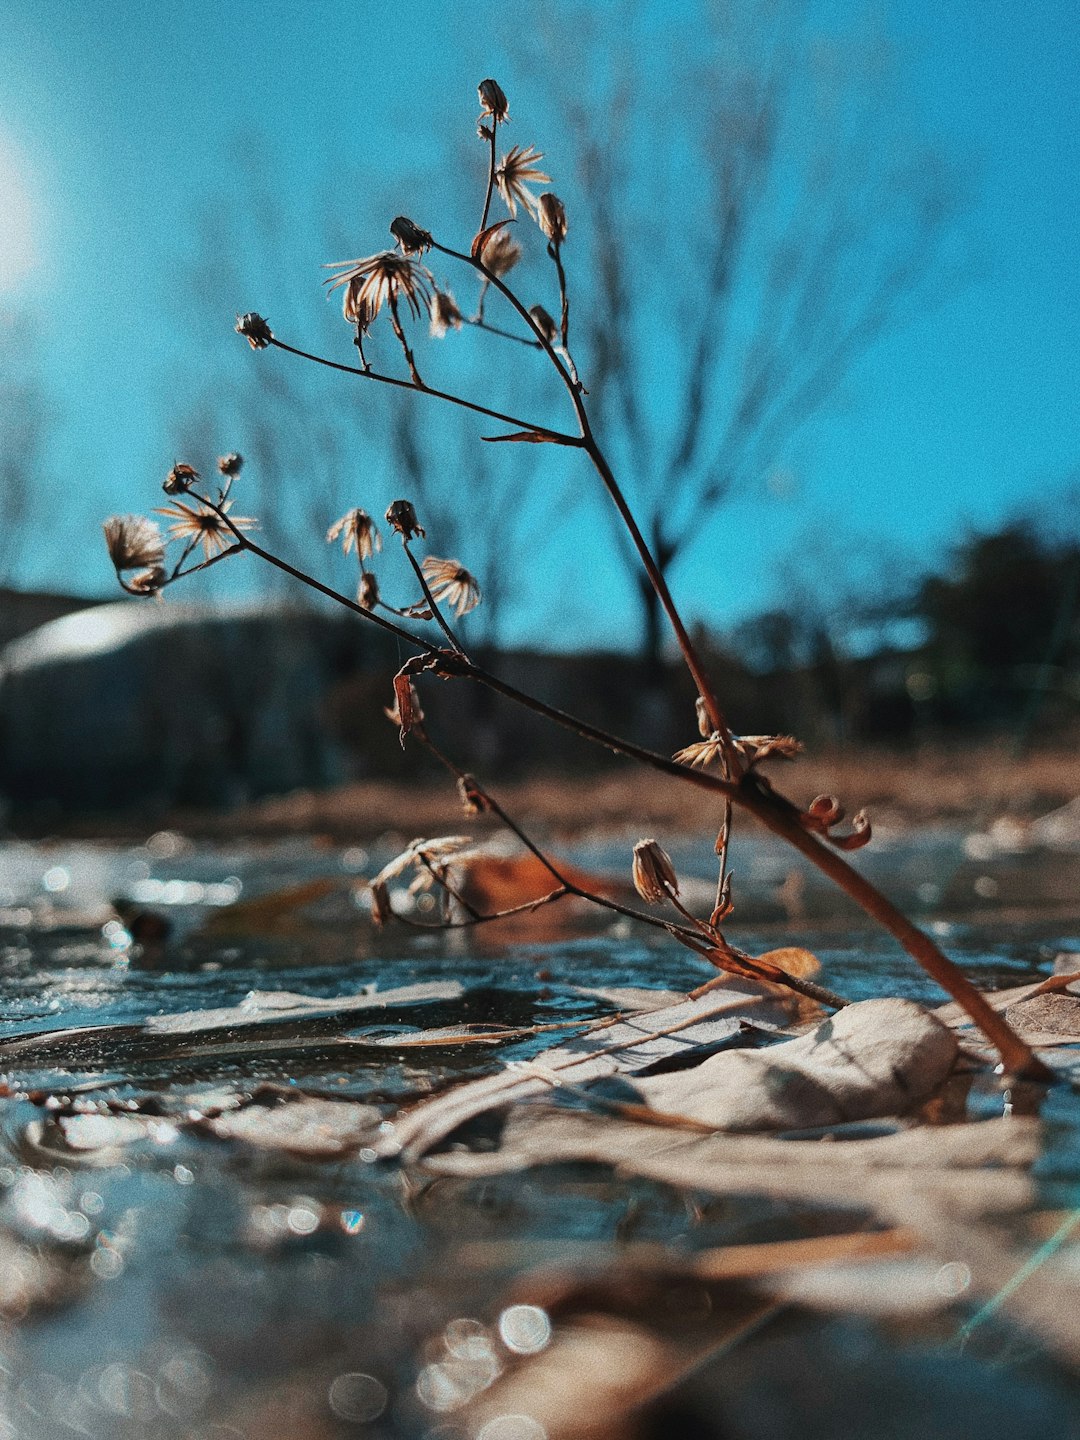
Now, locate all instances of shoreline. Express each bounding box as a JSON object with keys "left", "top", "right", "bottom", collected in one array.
[{"left": 12, "top": 743, "right": 1080, "bottom": 844}]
